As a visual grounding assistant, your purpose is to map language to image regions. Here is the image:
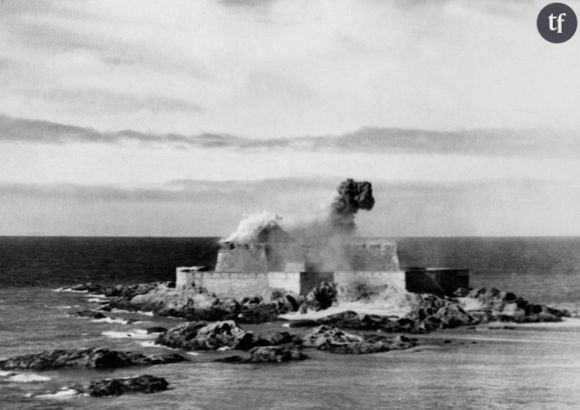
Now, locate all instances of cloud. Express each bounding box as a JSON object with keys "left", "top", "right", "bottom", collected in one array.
[
  {"left": 1, "top": 0, "right": 580, "bottom": 138},
  {"left": 0, "top": 178, "right": 331, "bottom": 203},
  {"left": 1, "top": 113, "right": 578, "bottom": 158},
  {"left": 219, "top": 0, "right": 278, "bottom": 8},
  {"left": 2, "top": 177, "right": 580, "bottom": 236},
  {"left": 45, "top": 89, "right": 203, "bottom": 115}
]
